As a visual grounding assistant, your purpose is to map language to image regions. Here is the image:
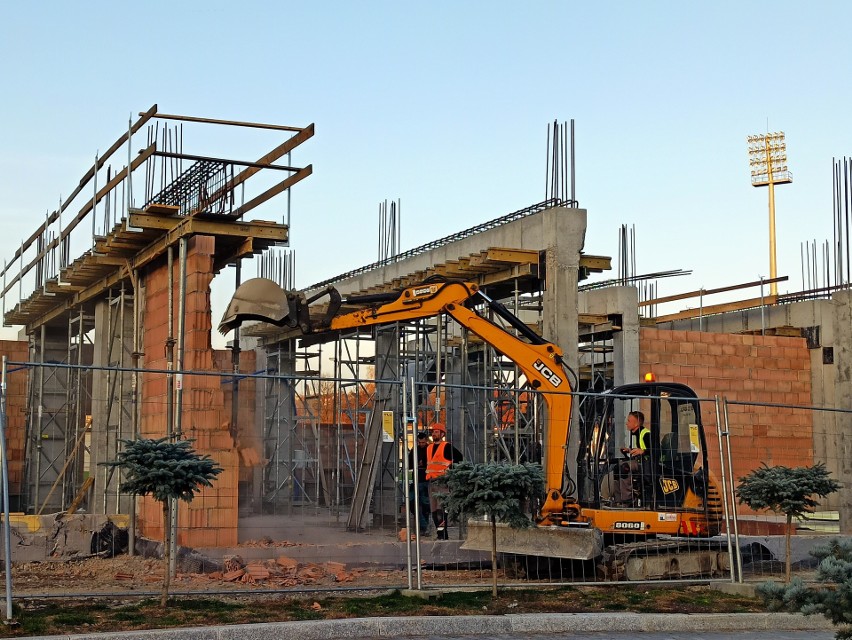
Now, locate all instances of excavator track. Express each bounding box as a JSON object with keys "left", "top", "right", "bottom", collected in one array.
[{"left": 599, "top": 537, "right": 731, "bottom": 581}]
